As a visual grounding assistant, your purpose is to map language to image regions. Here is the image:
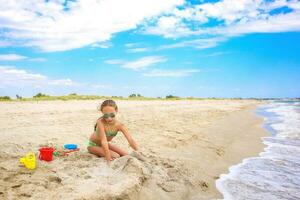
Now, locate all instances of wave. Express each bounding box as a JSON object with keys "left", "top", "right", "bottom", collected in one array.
[{"left": 216, "top": 101, "right": 300, "bottom": 200}]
